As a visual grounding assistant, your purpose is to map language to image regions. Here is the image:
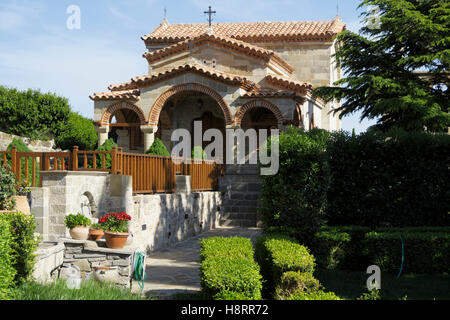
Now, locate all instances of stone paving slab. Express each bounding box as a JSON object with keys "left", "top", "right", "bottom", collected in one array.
[{"left": 132, "top": 227, "right": 262, "bottom": 299}]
